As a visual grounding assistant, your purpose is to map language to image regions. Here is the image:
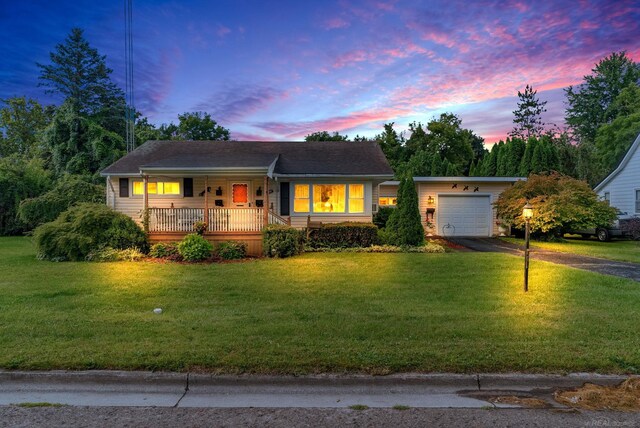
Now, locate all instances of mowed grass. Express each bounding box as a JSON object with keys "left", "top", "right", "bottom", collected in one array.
[
  {"left": 502, "top": 236, "right": 640, "bottom": 264},
  {"left": 0, "top": 237, "right": 639, "bottom": 374}
]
